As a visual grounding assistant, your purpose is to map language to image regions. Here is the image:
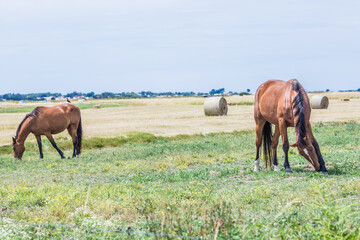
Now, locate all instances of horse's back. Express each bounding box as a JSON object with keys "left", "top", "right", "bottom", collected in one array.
[
  {"left": 32, "top": 104, "right": 81, "bottom": 134},
  {"left": 54, "top": 104, "right": 81, "bottom": 125},
  {"left": 58, "top": 103, "right": 81, "bottom": 115},
  {"left": 255, "top": 80, "right": 291, "bottom": 97},
  {"left": 37, "top": 104, "right": 79, "bottom": 117},
  {"left": 254, "top": 79, "right": 296, "bottom": 124}
]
